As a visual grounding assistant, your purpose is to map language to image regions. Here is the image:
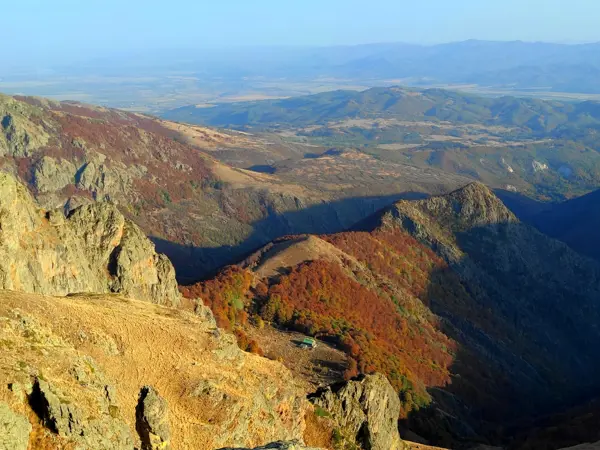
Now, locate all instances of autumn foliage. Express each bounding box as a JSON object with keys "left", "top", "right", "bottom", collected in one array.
[
  {"left": 259, "top": 258, "right": 454, "bottom": 413},
  {"left": 181, "top": 266, "right": 253, "bottom": 329},
  {"left": 180, "top": 267, "right": 263, "bottom": 354},
  {"left": 182, "top": 227, "right": 477, "bottom": 414}
]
